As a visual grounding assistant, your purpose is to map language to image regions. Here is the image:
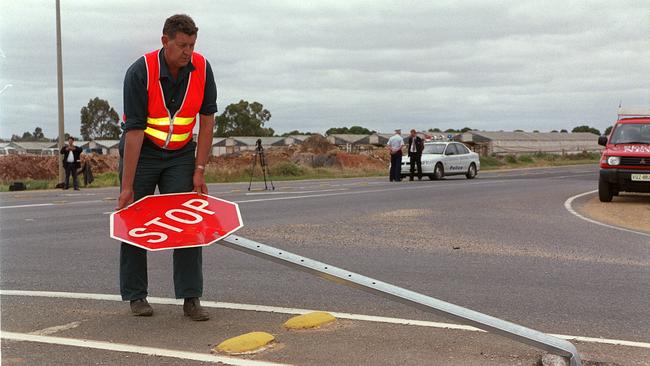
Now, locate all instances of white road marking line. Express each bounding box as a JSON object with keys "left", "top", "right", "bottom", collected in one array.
[
  {"left": 549, "top": 334, "right": 650, "bottom": 349},
  {"left": 0, "top": 331, "right": 290, "bottom": 366},
  {"left": 245, "top": 188, "right": 348, "bottom": 196},
  {"left": 0, "top": 168, "right": 591, "bottom": 210},
  {"left": 29, "top": 321, "right": 82, "bottom": 336},
  {"left": 0, "top": 203, "right": 54, "bottom": 209},
  {"left": 552, "top": 173, "right": 596, "bottom": 179},
  {"left": 2, "top": 290, "right": 648, "bottom": 349},
  {"left": 0, "top": 199, "right": 105, "bottom": 210},
  {"left": 236, "top": 180, "right": 512, "bottom": 204},
  {"left": 564, "top": 190, "right": 650, "bottom": 237}
]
